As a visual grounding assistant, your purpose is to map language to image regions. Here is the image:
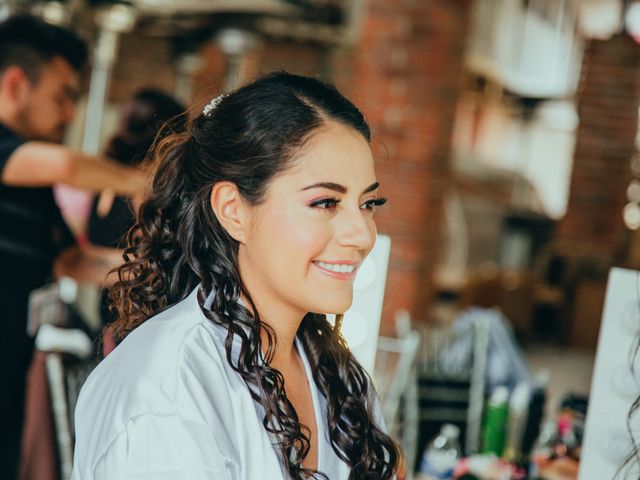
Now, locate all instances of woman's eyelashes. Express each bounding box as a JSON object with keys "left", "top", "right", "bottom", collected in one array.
[
  {"left": 308, "top": 197, "right": 340, "bottom": 210},
  {"left": 361, "top": 197, "right": 387, "bottom": 211},
  {"left": 307, "top": 196, "right": 387, "bottom": 214}
]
